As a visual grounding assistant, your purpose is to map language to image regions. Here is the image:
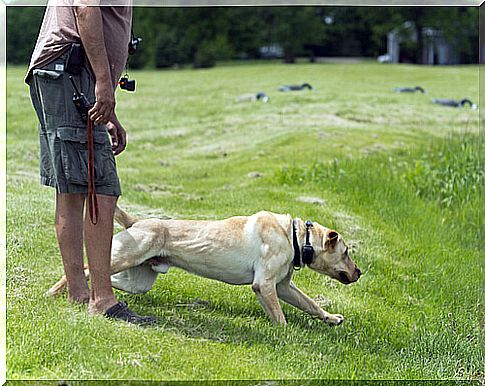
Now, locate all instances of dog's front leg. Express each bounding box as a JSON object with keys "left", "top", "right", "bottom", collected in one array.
[
  {"left": 276, "top": 280, "right": 344, "bottom": 325},
  {"left": 251, "top": 280, "right": 287, "bottom": 325}
]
